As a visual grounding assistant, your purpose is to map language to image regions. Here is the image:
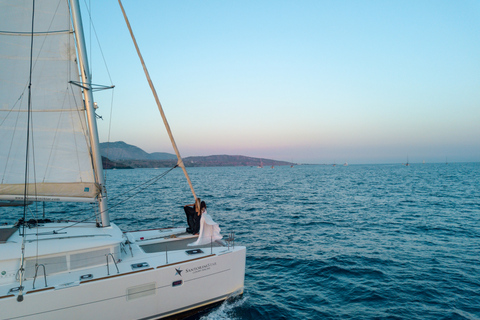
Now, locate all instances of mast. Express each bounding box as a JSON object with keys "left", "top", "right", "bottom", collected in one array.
[{"left": 70, "top": 0, "right": 109, "bottom": 227}]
